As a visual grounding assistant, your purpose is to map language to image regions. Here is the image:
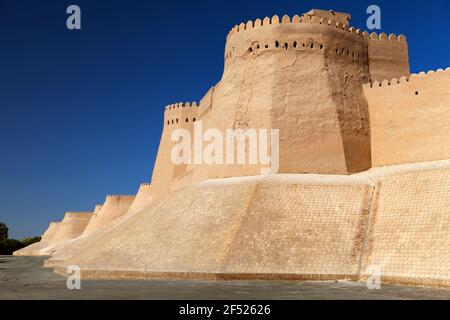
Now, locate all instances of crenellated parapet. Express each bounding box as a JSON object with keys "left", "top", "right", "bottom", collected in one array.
[
  {"left": 164, "top": 101, "right": 200, "bottom": 127},
  {"left": 63, "top": 212, "right": 93, "bottom": 220},
  {"left": 364, "top": 67, "right": 450, "bottom": 167},
  {"left": 105, "top": 195, "right": 135, "bottom": 199},
  {"left": 367, "top": 32, "right": 406, "bottom": 42},
  {"left": 226, "top": 14, "right": 406, "bottom": 44},
  {"left": 164, "top": 101, "right": 199, "bottom": 111},
  {"left": 224, "top": 11, "right": 409, "bottom": 81},
  {"left": 92, "top": 205, "right": 103, "bottom": 216},
  {"left": 365, "top": 67, "right": 450, "bottom": 89},
  {"left": 140, "top": 182, "right": 151, "bottom": 186}
]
